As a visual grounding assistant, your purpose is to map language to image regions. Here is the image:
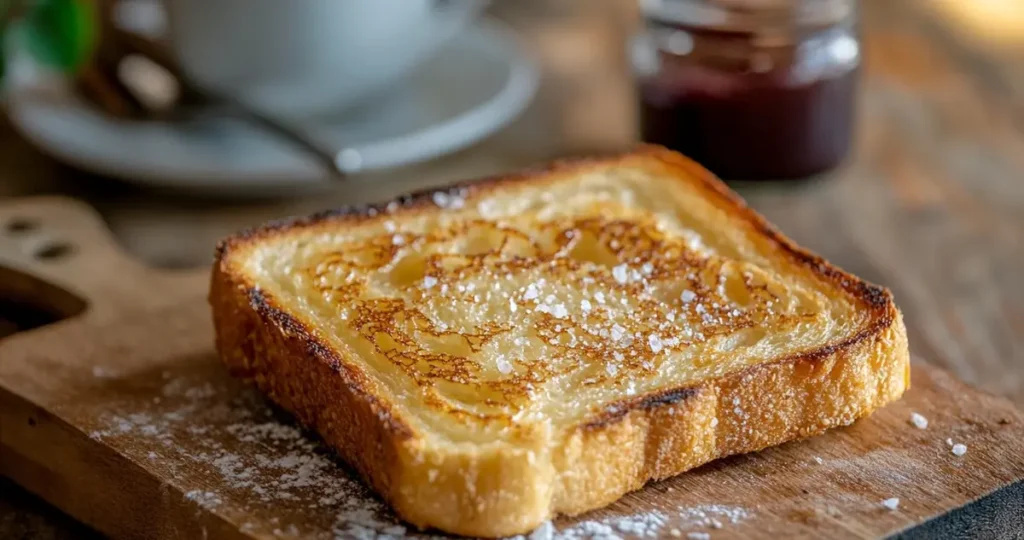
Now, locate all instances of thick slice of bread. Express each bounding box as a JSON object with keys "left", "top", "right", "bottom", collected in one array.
[{"left": 210, "top": 146, "right": 909, "bottom": 537}]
